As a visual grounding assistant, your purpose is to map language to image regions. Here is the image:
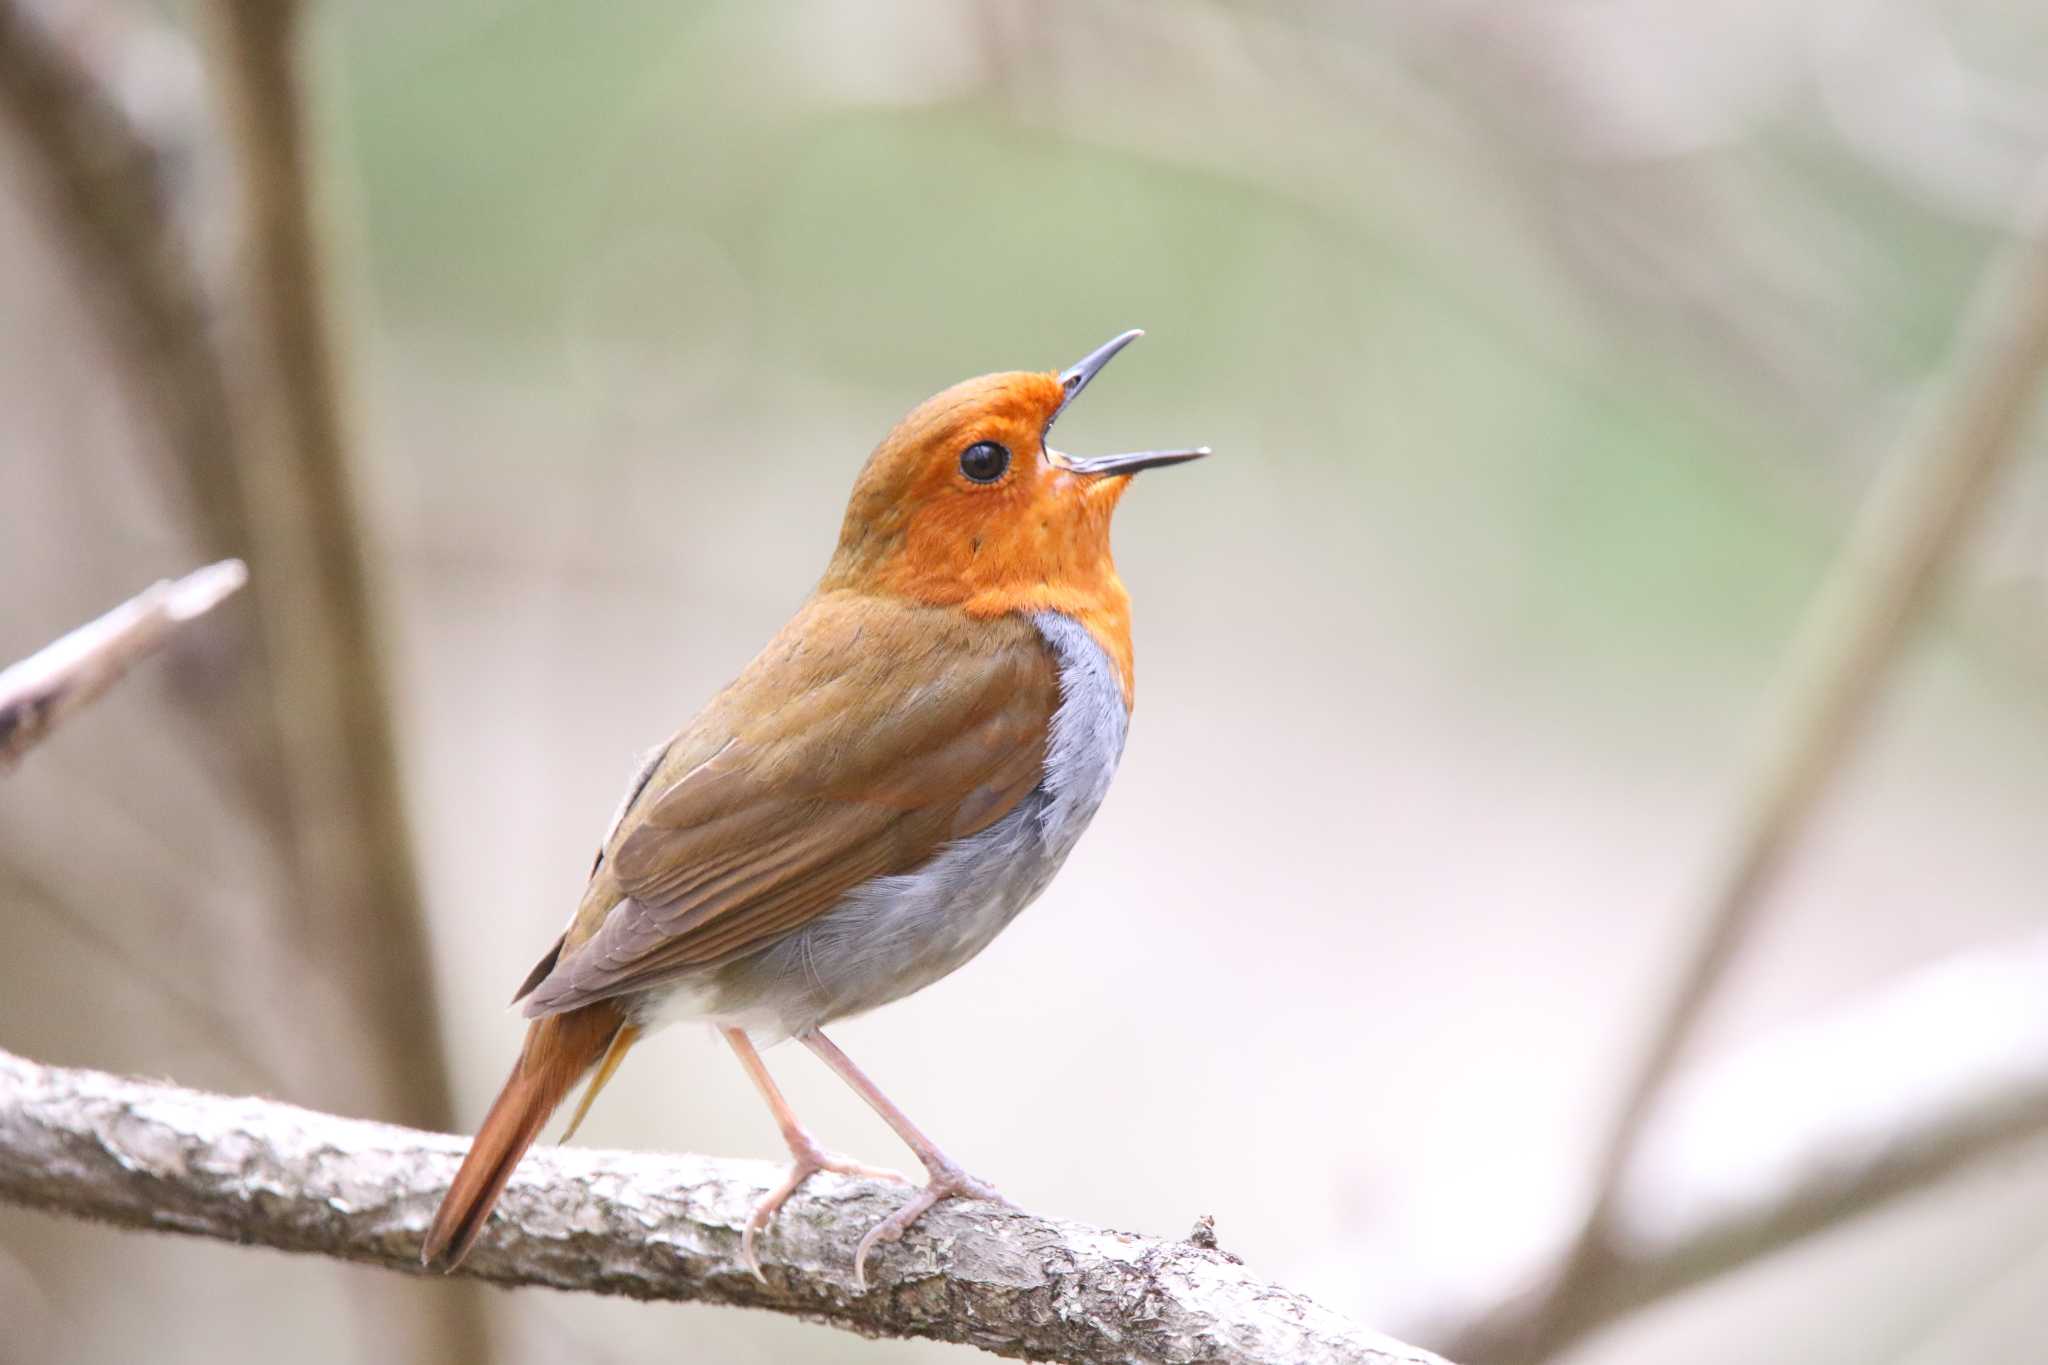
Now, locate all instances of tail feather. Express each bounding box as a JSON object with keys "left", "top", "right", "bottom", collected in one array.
[{"left": 421, "top": 1001, "right": 627, "bottom": 1270}]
